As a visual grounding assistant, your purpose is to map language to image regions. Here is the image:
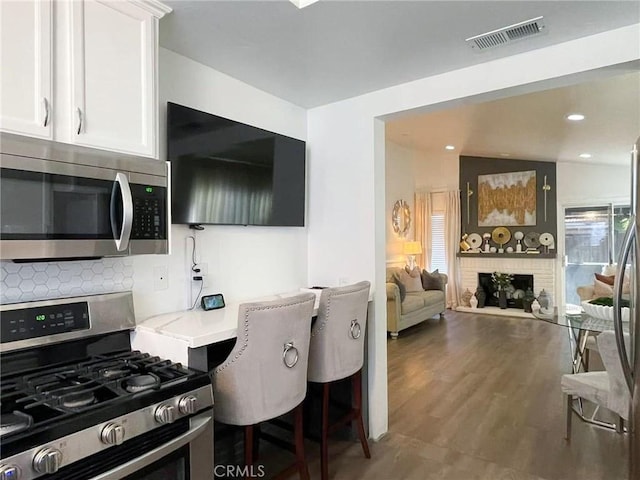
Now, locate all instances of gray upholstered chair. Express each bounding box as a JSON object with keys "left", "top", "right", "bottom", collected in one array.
[
  {"left": 212, "top": 293, "right": 316, "bottom": 479},
  {"left": 307, "top": 281, "right": 371, "bottom": 480},
  {"left": 561, "top": 330, "right": 631, "bottom": 441}
]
